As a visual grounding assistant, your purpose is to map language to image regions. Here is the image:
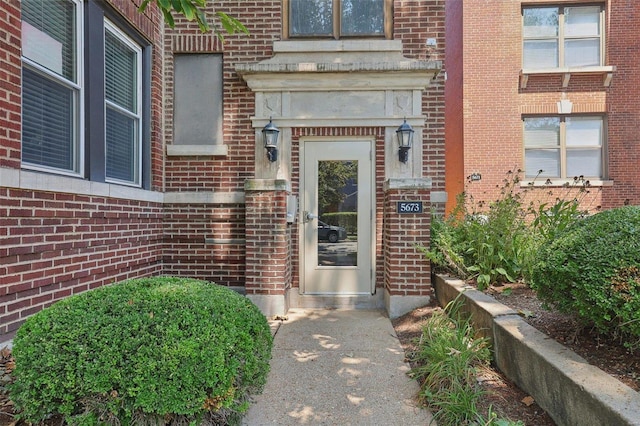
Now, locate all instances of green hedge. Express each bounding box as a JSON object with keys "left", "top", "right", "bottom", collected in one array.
[
  {"left": 321, "top": 212, "right": 357, "bottom": 234},
  {"left": 531, "top": 206, "right": 640, "bottom": 347},
  {"left": 10, "top": 277, "right": 273, "bottom": 425}
]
